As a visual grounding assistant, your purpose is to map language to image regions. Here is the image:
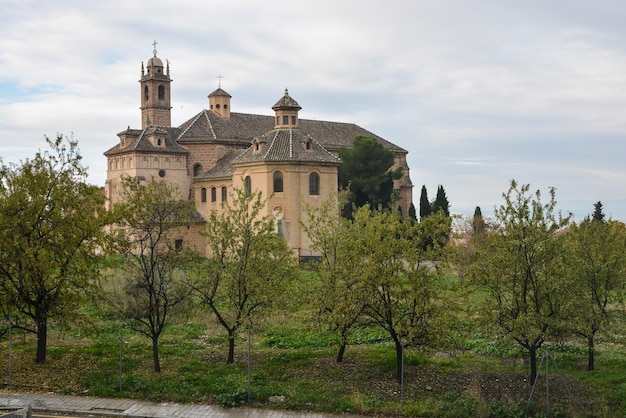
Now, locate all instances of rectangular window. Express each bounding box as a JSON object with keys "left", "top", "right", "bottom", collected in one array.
[
  {"left": 283, "top": 115, "right": 289, "bottom": 125},
  {"left": 211, "top": 187, "right": 217, "bottom": 202},
  {"left": 175, "top": 239, "right": 183, "bottom": 250},
  {"left": 291, "top": 115, "right": 296, "bottom": 125}
]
